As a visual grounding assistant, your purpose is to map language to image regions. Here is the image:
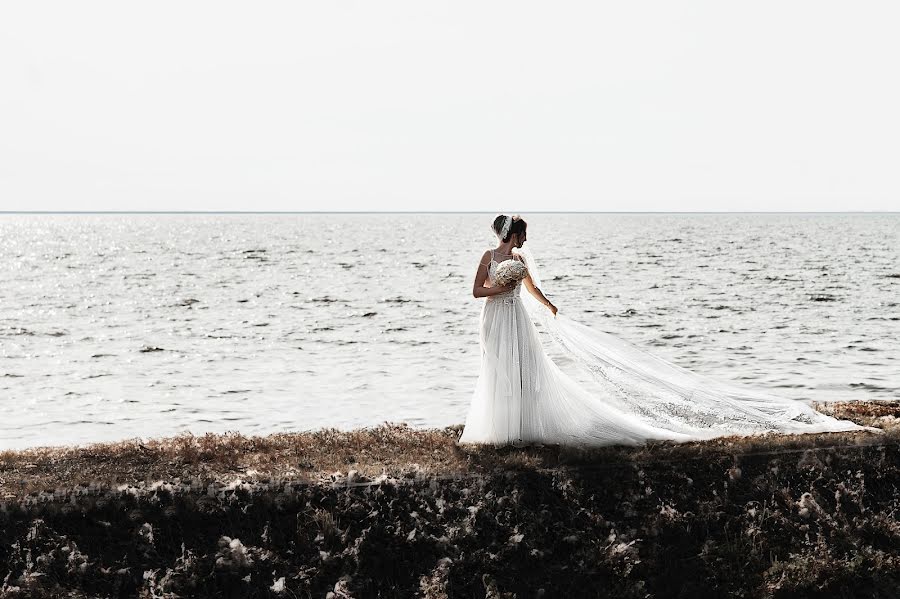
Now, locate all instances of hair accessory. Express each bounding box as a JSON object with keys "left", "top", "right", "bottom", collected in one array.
[{"left": 497, "top": 215, "right": 512, "bottom": 240}]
